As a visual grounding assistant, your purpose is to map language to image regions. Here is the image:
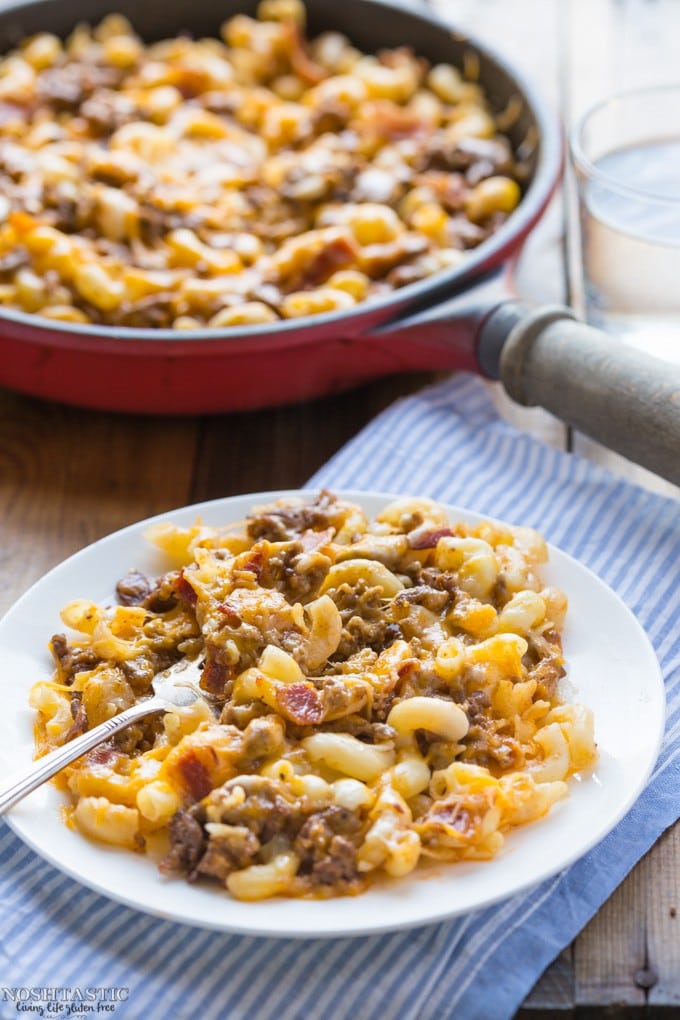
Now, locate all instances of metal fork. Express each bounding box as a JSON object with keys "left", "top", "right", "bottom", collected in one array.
[{"left": 0, "top": 657, "right": 209, "bottom": 815}]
